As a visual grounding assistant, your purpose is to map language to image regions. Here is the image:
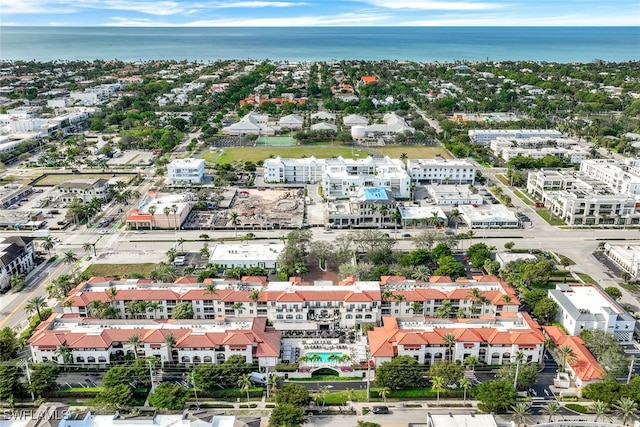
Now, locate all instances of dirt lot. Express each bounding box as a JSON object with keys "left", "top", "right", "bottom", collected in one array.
[{"left": 34, "top": 173, "right": 137, "bottom": 186}]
